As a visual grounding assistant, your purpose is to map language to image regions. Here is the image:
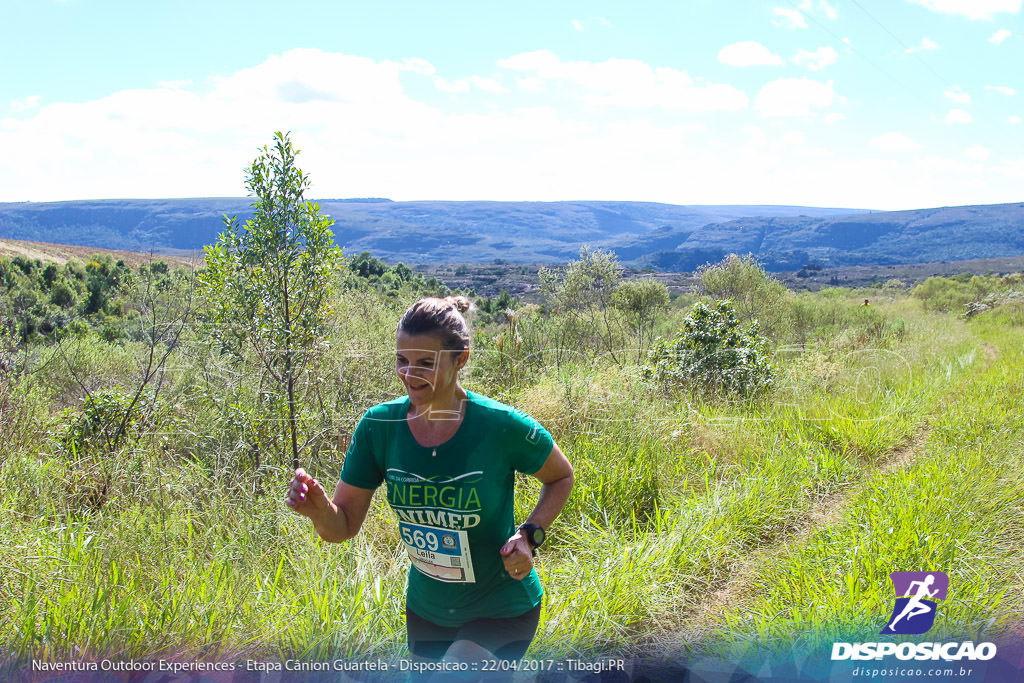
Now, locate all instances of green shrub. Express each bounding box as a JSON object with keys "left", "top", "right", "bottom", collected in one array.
[
  {"left": 963, "top": 290, "right": 1024, "bottom": 324},
  {"left": 911, "top": 274, "right": 1005, "bottom": 313},
  {"left": 646, "top": 300, "right": 775, "bottom": 398},
  {"left": 698, "top": 254, "right": 793, "bottom": 340},
  {"left": 61, "top": 388, "right": 154, "bottom": 457},
  {"left": 49, "top": 282, "right": 77, "bottom": 308}
]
